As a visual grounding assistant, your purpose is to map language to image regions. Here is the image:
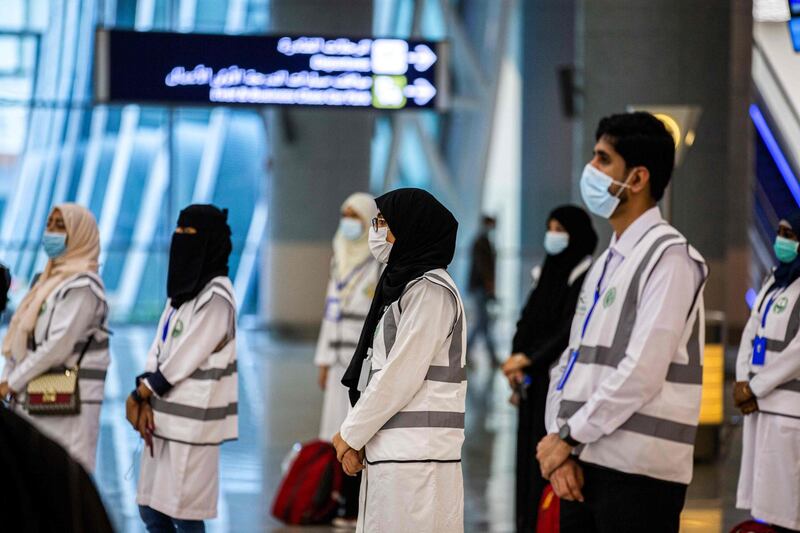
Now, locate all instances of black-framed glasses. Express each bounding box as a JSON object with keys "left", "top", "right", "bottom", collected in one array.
[{"left": 371, "top": 216, "right": 387, "bottom": 232}]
